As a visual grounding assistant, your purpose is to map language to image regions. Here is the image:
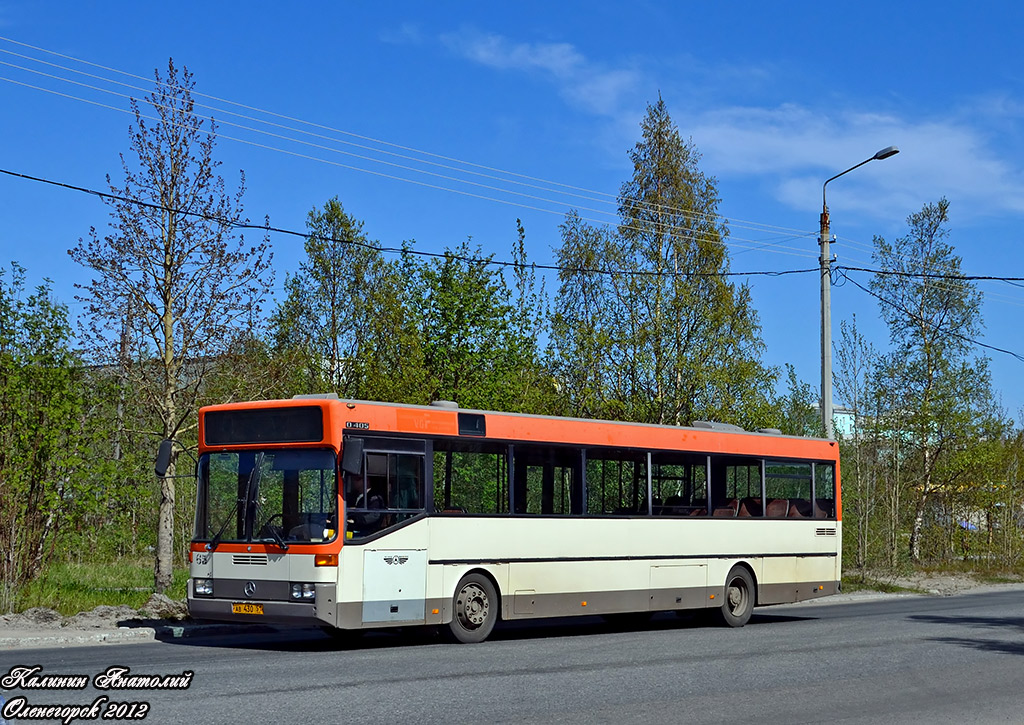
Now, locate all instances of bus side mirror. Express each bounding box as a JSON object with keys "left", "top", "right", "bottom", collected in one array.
[
  {"left": 155, "top": 439, "right": 173, "bottom": 477},
  {"left": 341, "top": 438, "right": 364, "bottom": 475}
]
